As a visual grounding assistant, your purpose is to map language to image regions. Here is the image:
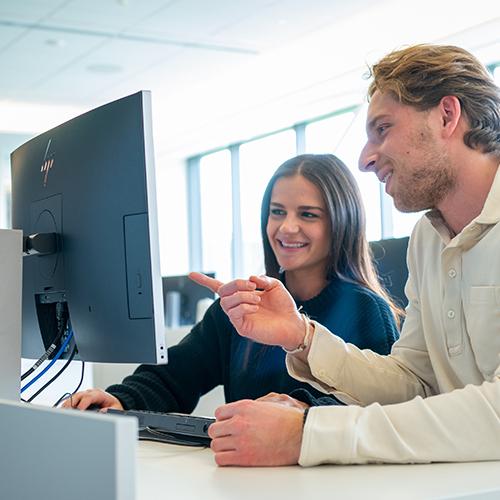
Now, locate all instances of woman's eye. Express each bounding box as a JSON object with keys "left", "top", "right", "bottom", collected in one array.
[
  {"left": 301, "top": 211, "right": 318, "bottom": 219},
  {"left": 270, "top": 208, "right": 285, "bottom": 216}
]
